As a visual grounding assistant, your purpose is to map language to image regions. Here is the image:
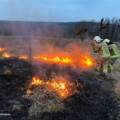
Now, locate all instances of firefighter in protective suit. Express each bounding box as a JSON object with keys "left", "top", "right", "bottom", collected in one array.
[{"left": 92, "top": 36, "right": 120, "bottom": 73}]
